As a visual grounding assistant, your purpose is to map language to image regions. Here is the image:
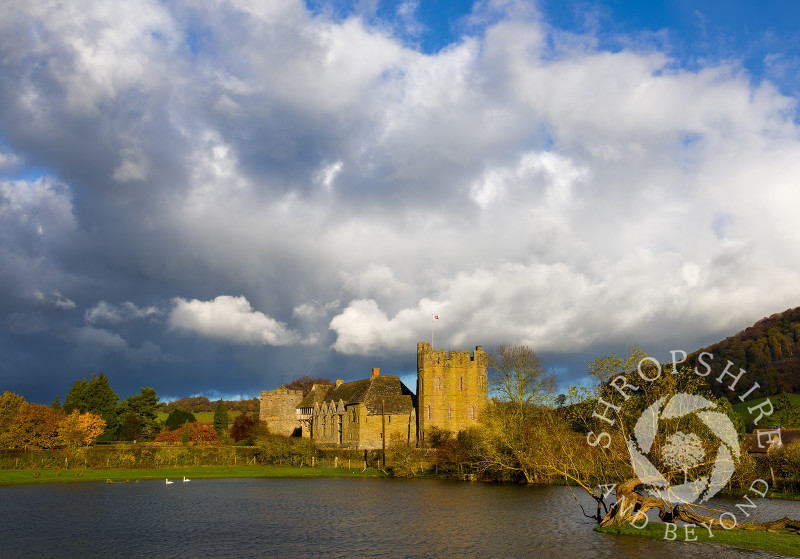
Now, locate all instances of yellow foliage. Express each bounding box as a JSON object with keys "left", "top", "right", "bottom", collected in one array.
[{"left": 59, "top": 410, "right": 106, "bottom": 447}]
